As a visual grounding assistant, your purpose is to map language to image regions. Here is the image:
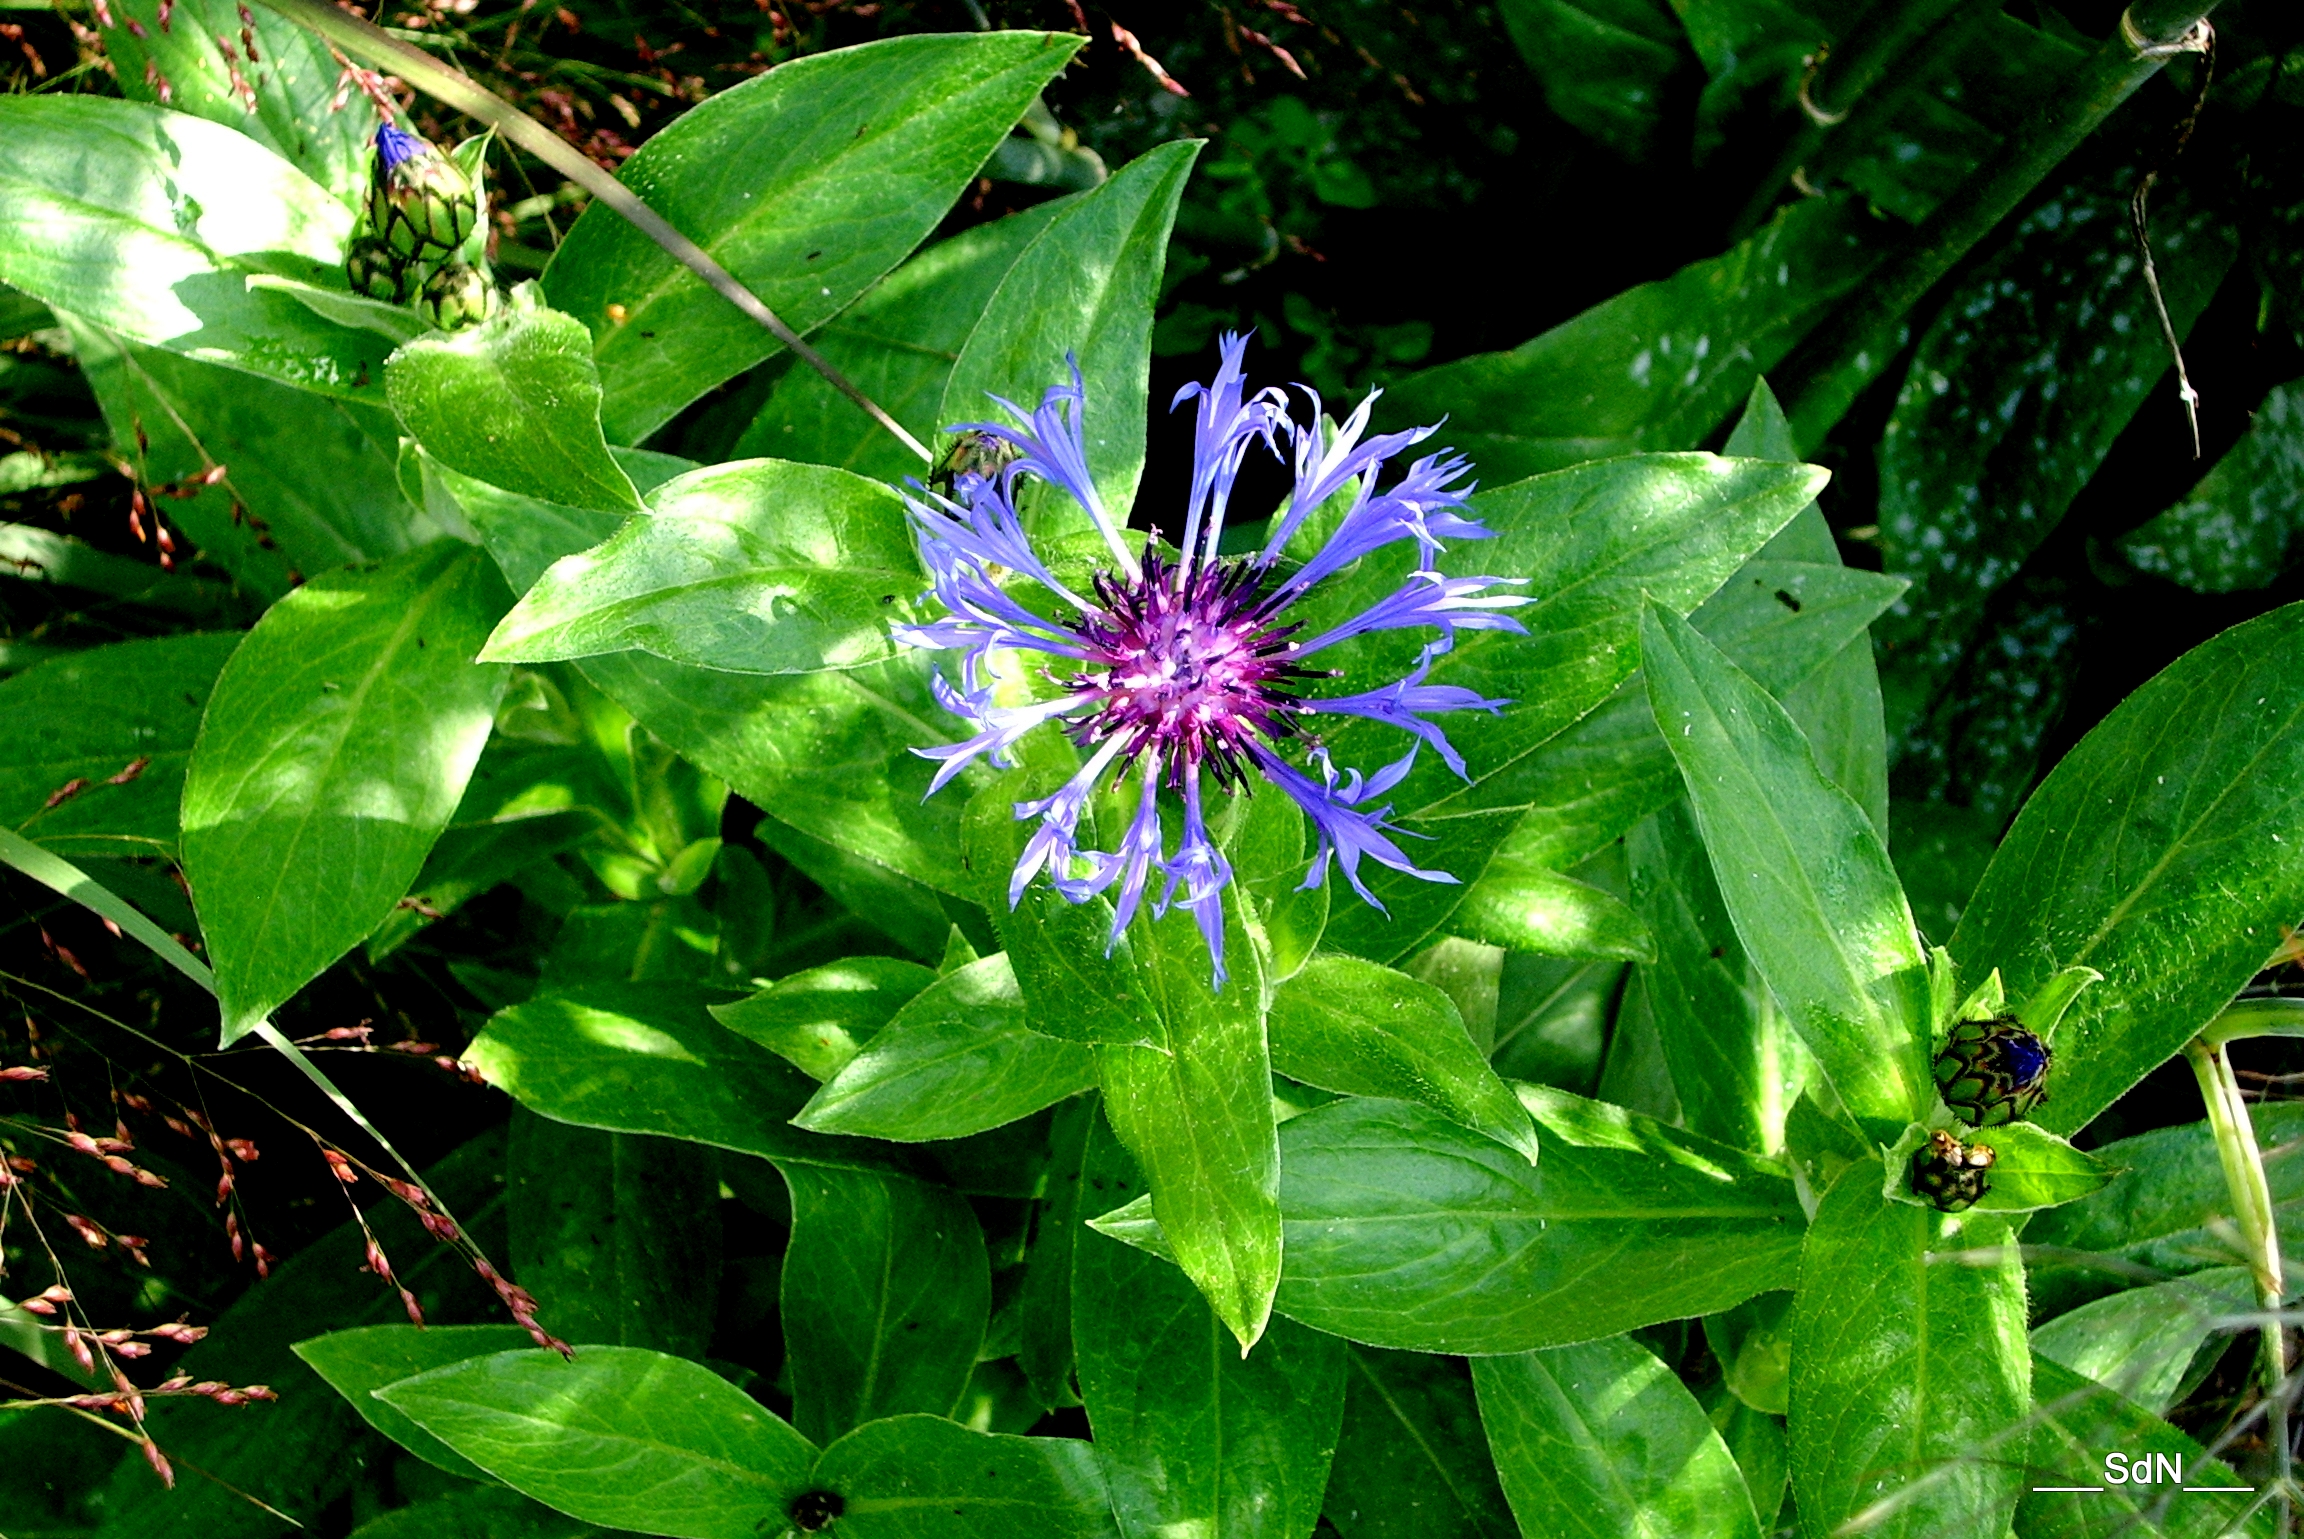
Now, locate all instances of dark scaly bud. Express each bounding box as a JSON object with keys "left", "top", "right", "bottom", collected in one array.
[
  {"left": 344, "top": 234, "right": 415, "bottom": 304},
  {"left": 420, "top": 261, "right": 495, "bottom": 332},
  {"left": 1910, "top": 1129, "right": 1996, "bottom": 1213},
  {"left": 1933, "top": 1013, "right": 2052, "bottom": 1127},
  {"left": 368, "top": 123, "right": 477, "bottom": 262}
]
